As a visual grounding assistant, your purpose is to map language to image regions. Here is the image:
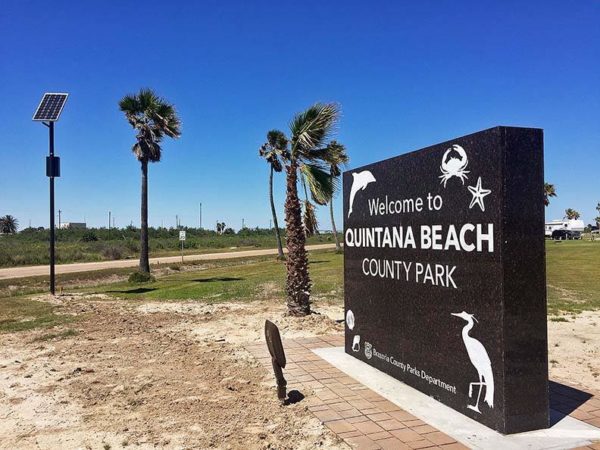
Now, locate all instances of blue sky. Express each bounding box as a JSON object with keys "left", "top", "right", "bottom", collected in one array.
[{"left": 1, "top": 0, "right": 598, "bottom": 230}]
